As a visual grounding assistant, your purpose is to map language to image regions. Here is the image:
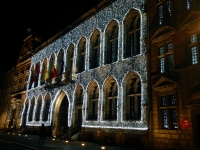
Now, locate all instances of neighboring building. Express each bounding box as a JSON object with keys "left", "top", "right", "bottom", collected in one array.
[
  {"left": 149, "top": 0, "right": 200, "bottom": 149},
  {"left": 0, "top": 68, "right": 14, "bottom": 129},
  {"left": 0, "top": 29, "right": 41, "bottom": 131}
]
